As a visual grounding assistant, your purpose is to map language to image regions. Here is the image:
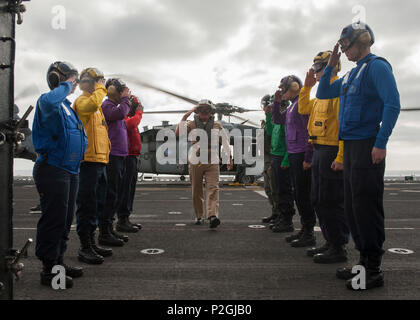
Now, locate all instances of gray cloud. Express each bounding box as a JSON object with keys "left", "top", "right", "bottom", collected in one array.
[{"left": 12, "top": 0, "right": 420, "bottom": 172}]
